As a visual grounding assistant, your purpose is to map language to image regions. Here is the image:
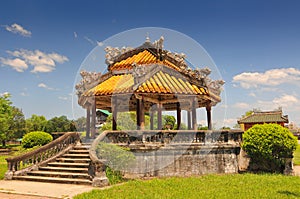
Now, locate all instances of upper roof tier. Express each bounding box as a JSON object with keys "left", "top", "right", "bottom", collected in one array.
[
  {"left": 77, "top": 36, "right": 224, "bottom": 109},
  {"left": 109, "top": 49, "right": 181, "bottom": 71},
  {"left": 105, "top": 36, "right": 188, "bottom": 73}
]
